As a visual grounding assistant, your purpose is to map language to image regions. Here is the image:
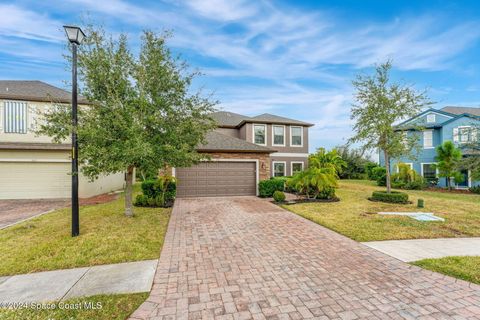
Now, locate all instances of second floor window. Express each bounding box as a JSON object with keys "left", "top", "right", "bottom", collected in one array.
[
  {"left": 291, "top": 126, "right": 303, "bottom": 146},
  {"left": 426, "top": 114, "right": 436, "bottom": 123},
  {"left": 423, "top": 130, "right": 433, "bottom": 148},
  {"left": 254, "top": 124, "right": 266, "bottom": 145},
  {"left": 4, "top": 101, "right": 28, "bottom": 134},
  {"left": 273, "top": 125, "right": 285, "bottom": 145}
]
